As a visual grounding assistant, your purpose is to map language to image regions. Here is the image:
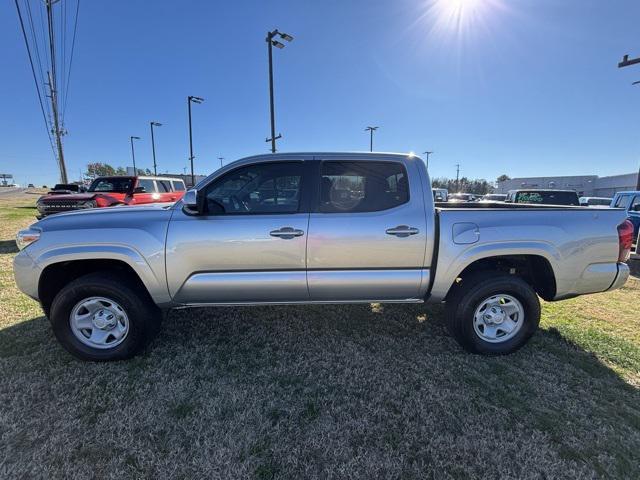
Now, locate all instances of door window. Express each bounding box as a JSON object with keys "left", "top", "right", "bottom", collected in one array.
[
  {"left": 137, "top": 179, "right": 156, "bottom": 193},
  {"left": 204, "top": 162, "right": 303, "bottom": 214},
  {"left": 630, "top": 196, "right": 640, "bottom": 212},
  {"left": 157, "top": 180, "right": 172, "bottom": 192},
  {"left": 319, "top": 161, "right": 409, "bottom": 213},
  {"left": 172, "top": 181, "right": 185, "bottom": 191},
  {"left": 615, "top": 195, "right": 632, "bottom": 209}
]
